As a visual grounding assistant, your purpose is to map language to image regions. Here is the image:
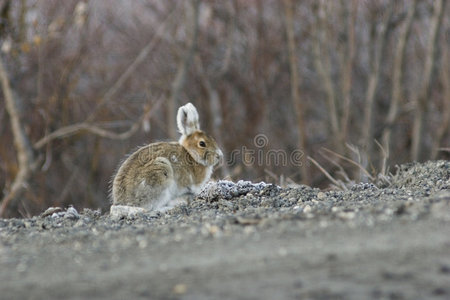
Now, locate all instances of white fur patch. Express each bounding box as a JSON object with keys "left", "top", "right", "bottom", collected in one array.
[
  {"left": 190, "top": 165, "right": 214, "bottom": 194},
  {"left": 110, "top": 205, "right": 147, "bottom": 220},
  {"left": 177, "top": 103, "right": 200, "bottom": 137},
  {"left": 148, "top": 180, "right": 177, "bottom": 211}
]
